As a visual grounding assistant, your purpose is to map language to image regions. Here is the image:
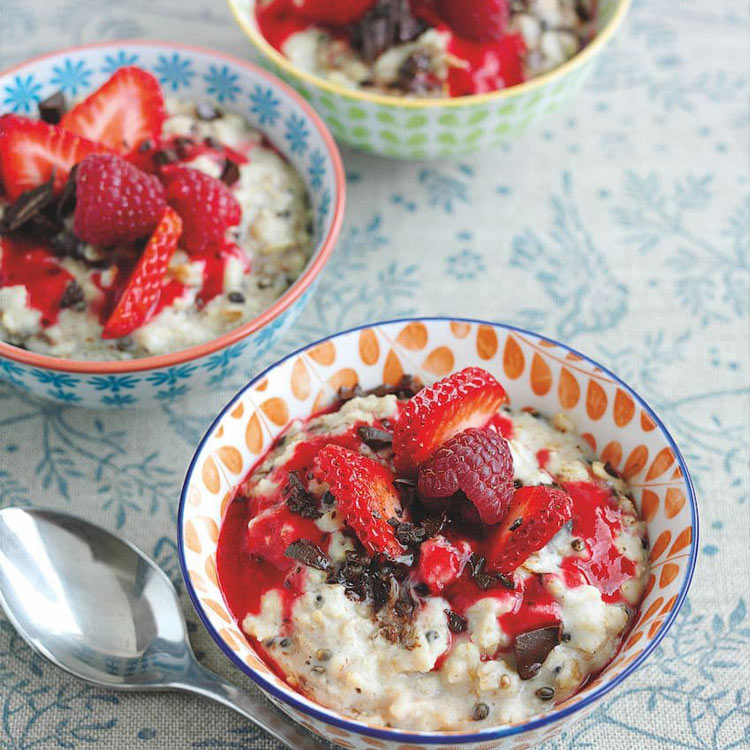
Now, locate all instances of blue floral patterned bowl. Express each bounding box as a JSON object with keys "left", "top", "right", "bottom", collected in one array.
[{"left": 0, "top": 40, "right": 345, "bottom": 408}]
